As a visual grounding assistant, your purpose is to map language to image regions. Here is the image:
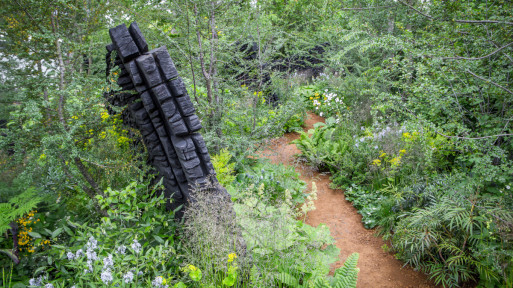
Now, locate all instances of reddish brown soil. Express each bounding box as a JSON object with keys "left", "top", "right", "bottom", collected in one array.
[{"left": 260, "top": 112, "right": 437, "bottom": 288}]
